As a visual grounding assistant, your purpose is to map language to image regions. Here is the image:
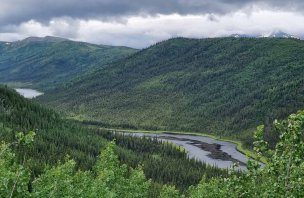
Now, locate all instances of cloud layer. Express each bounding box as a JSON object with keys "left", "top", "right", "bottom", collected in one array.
[{"left": 0, "top": 1, "right": 304, "bottom": 48}]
